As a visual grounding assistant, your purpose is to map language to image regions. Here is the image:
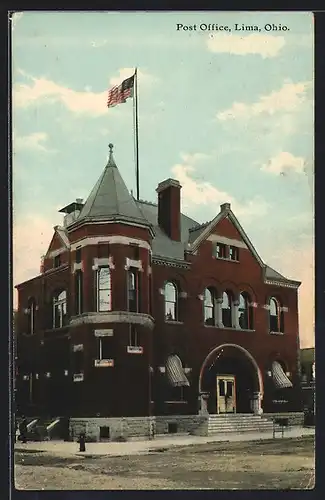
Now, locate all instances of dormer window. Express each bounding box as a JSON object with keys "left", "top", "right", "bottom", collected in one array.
[
  {"left": 216, "top": 243, "right": 227, "bottom": 259},
  {"left": 229, "top": 246, "right": 239, "bottom": 261},
  {"left": 54, "top": 254, "right": 61, "bottom": 268}
]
